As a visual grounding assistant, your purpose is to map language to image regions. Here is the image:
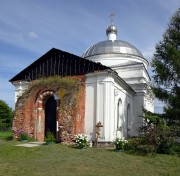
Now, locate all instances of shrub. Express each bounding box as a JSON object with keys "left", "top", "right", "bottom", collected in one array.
[
  {"left": 114, "top": 138, "right": 128, "bottom": 151},
  {"left": 133, "top": 108, "right": 178, "bottom": 155},
  {"left": 125, "top": 138, "right": 143, "bottom": 152},
  {"left": 136, "top": 145, "right": 156, "bottom": 155},
  {"left": 45, "top": 131, "right": 55, "bottom": 144},
  {"left": 74, "top": 134, "right": 88, "bottom": 149},
  {"left": 15, "top": 129, "right": 29, "bottom": 141},
  {"left": 19, "top": 132, "right": 28, "bottom": 141},
  {"left": 125, "top": 138, "right": 156, "bottom": 155},
  {"left": 142, "top": 125, "right": 176, "bottom": 154}
]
